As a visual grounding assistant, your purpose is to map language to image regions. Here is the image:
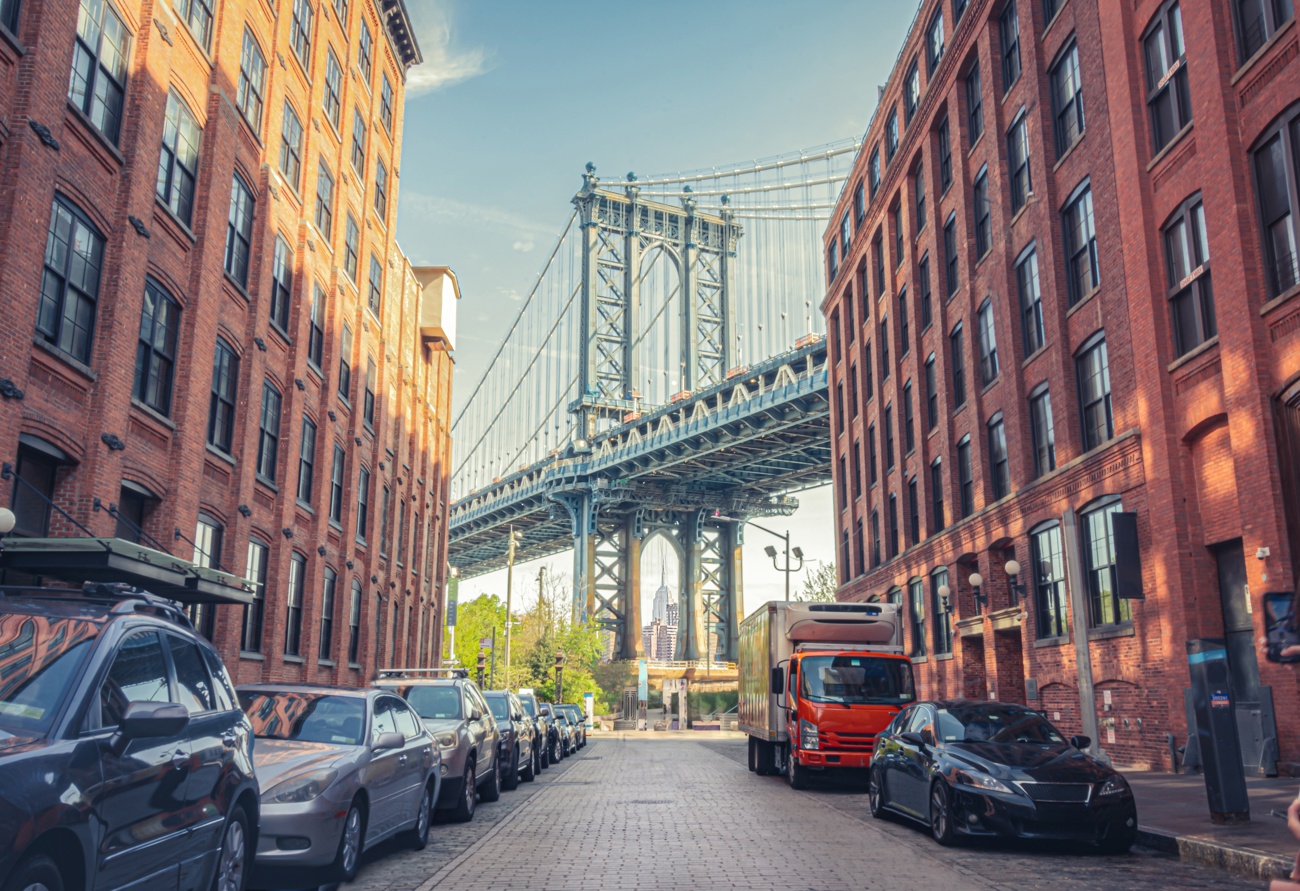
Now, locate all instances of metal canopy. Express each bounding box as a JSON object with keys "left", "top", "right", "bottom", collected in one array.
[{"left": 0, "top": 537, "right": 256, "bottom": 605}]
